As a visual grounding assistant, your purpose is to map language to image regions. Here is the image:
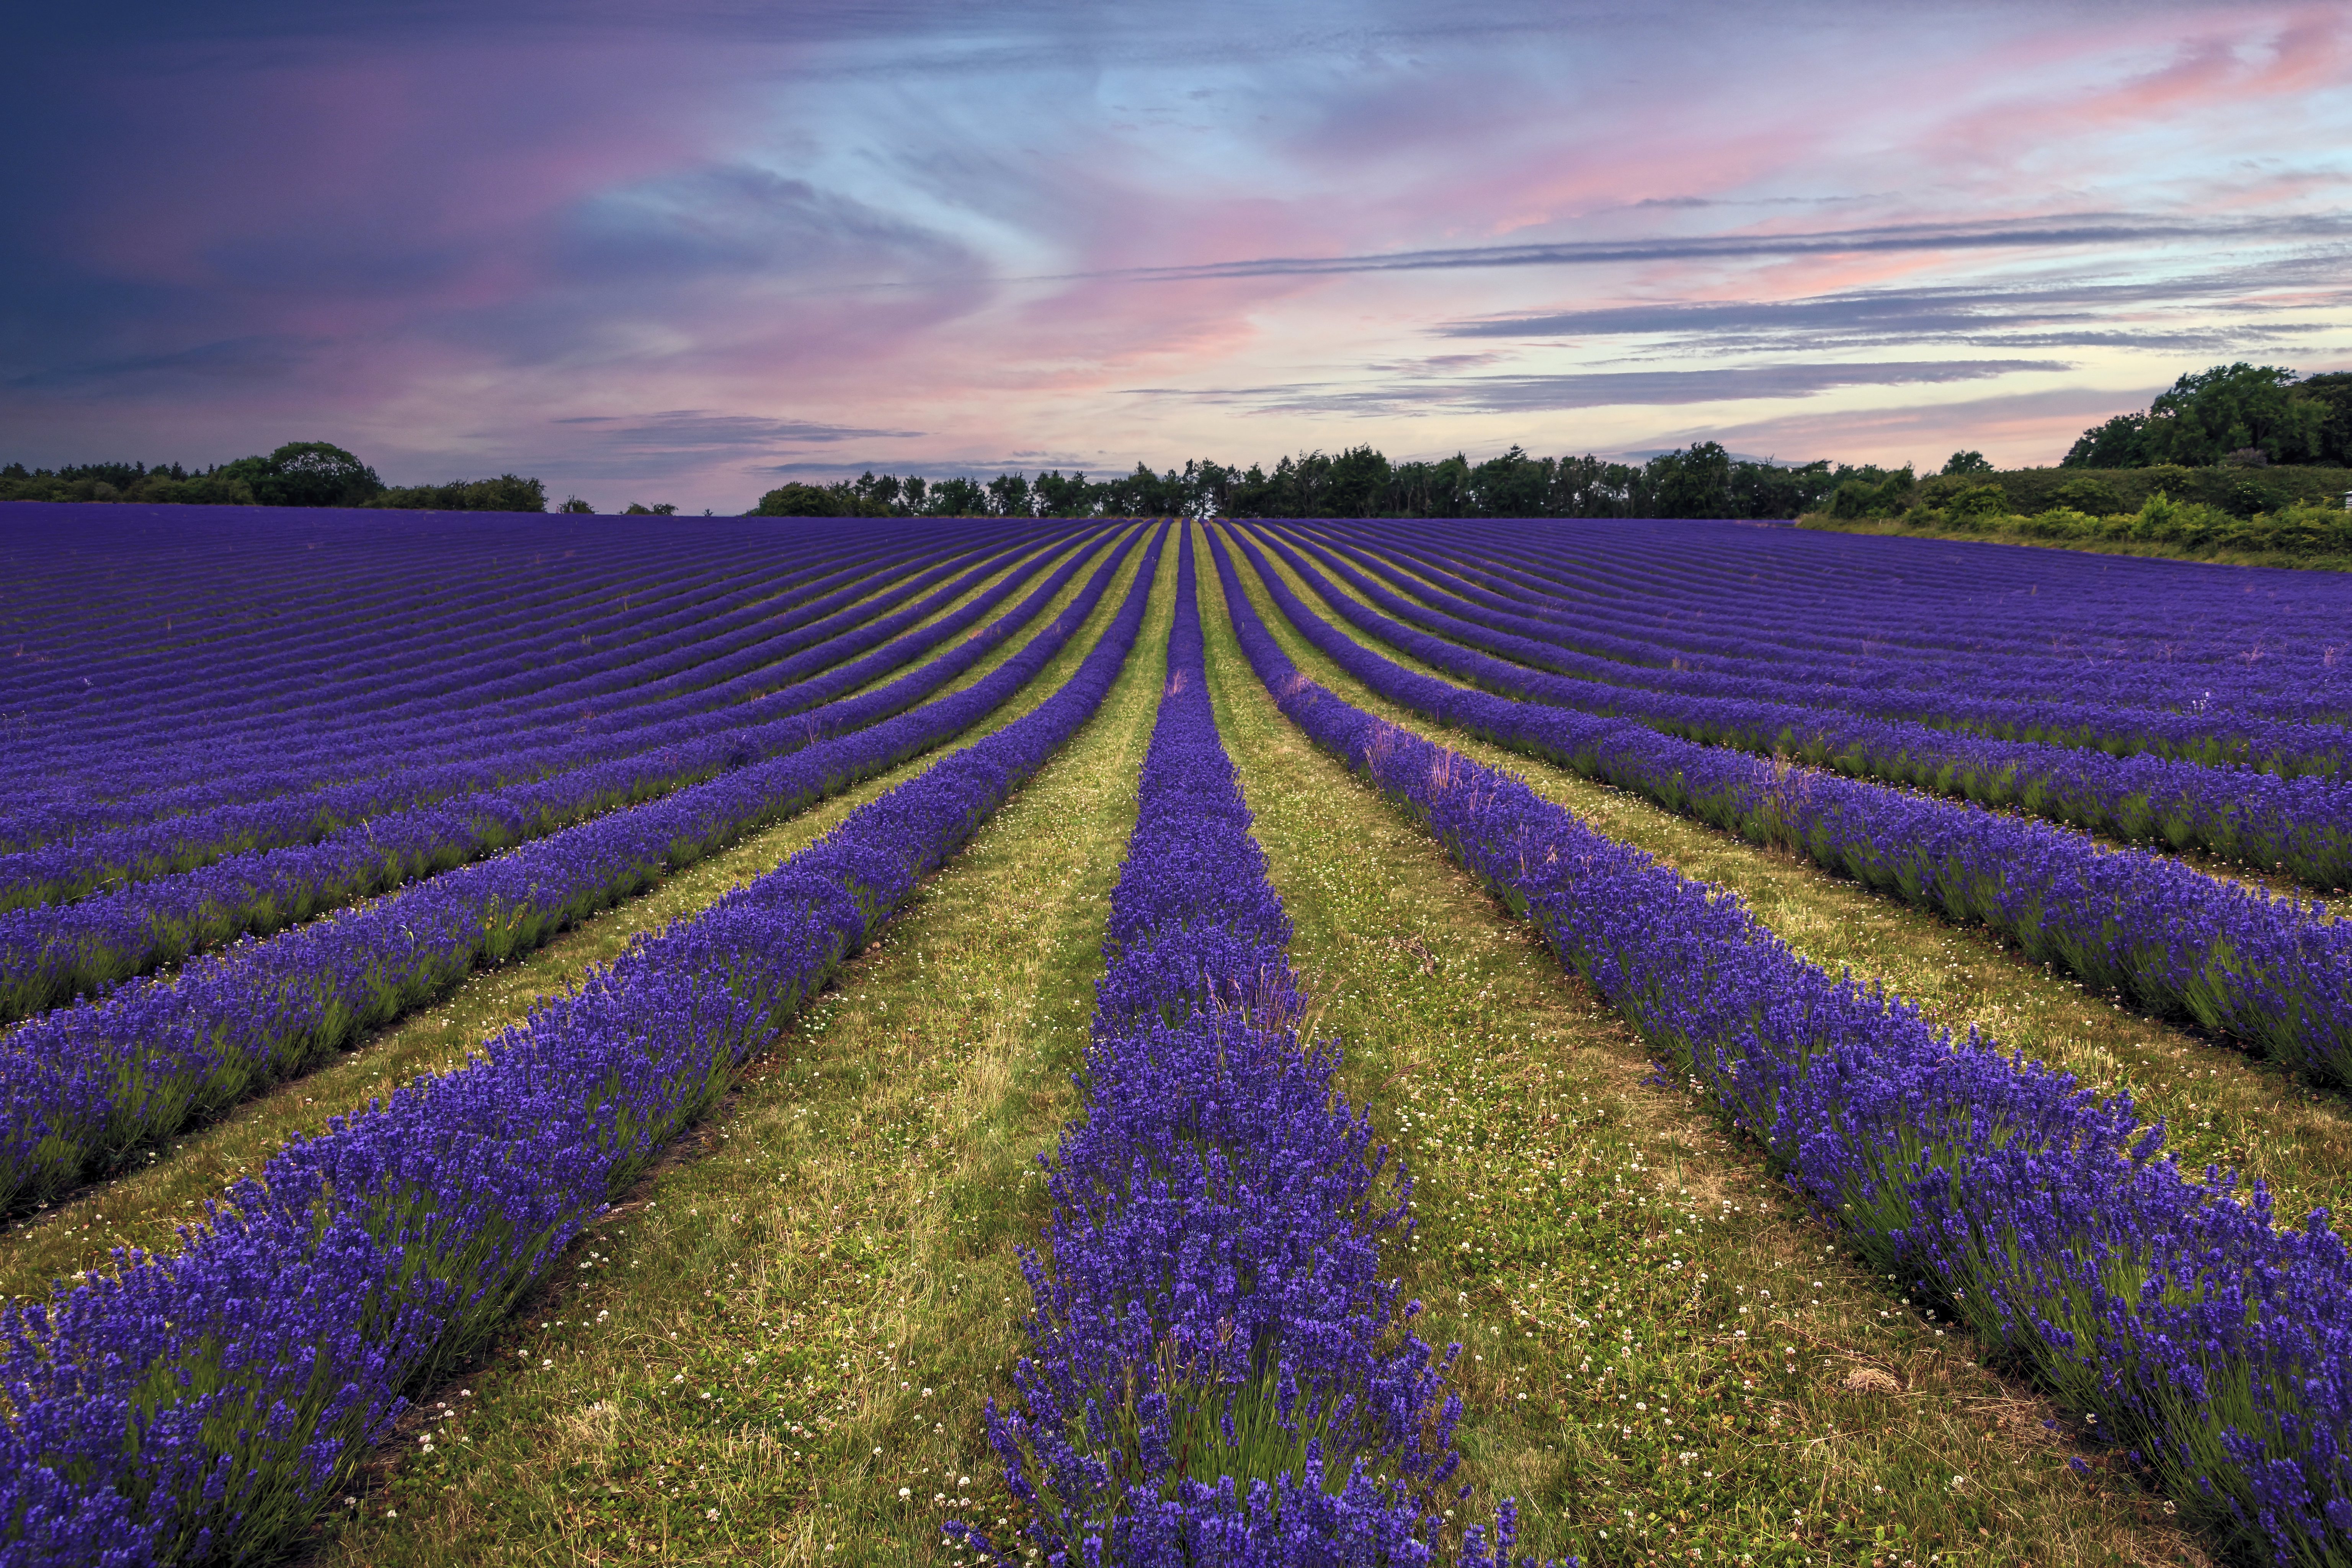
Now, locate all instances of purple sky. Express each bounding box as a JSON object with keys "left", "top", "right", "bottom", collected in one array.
[{"left": 6, "top": 0, "right": 2350, "bottom": 511}]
